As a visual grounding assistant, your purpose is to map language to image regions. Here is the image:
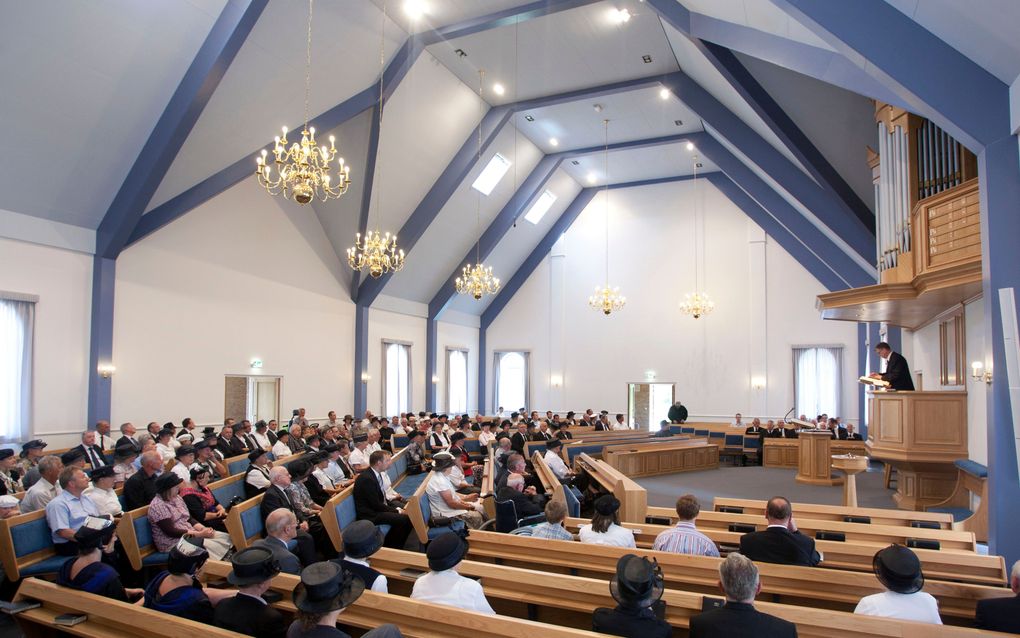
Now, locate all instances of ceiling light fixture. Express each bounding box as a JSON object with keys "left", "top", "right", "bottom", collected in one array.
[
  {"left": 686, "top": 141, "right": 695, "bottom": 151},
  {"left": 456, "top": 70, "right": 501, "bottom": 300},
  {"left": 642, "top": 54, "right": 653, "bottom": 63},
  {"left": 679, "top": 155, "right": 715, "bottom": 319},
  {"left": 586, "top": 172, "right": 597, "bottom": 184},
  {"left": 255, "top": 0, "right": 351, "bottom": 204},
  {"left": 403, "top": 0, "right": 426, "bottom": 19},
  {"left": 589, "top": 119, "right": 625, "bottom": 316},
  {"left": 492, "top": 83, "right": 505, "bottom": 96},
  {"left": 610, "top": 8, "right": 632, "bottom": 24},
  {"left": 549, "top": 137, "right": 559, "bottom": 147},
  {"left": 348, "top": 0, "right": 404, "bottom": 279},
  {"left": 659, "top": 88, "right": 670, "bottom": 100}
]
